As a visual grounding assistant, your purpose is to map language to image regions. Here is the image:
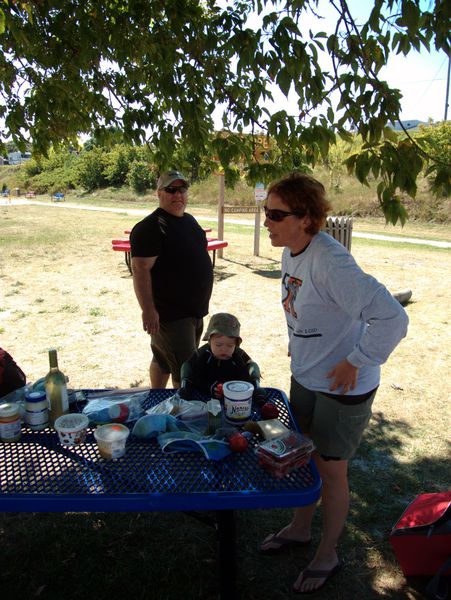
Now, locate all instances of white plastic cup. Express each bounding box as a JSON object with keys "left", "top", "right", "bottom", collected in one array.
[
  {"left": 54, "top": 413, "right": 89, "bottom": 446},
  {"left": 223, "top": 381, "right": 254, "bottom": 425},
  {"left": 94, "top": 423, "right": 130, "bottom": 459}
]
